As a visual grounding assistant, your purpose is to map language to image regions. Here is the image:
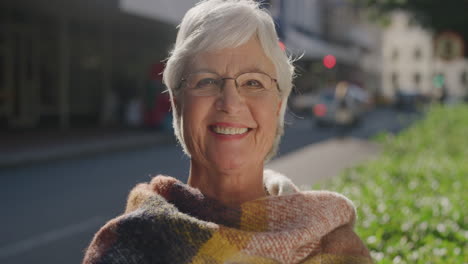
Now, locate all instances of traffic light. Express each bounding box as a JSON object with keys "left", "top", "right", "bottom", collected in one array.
[
  {"left": 323, "top": 54, "right": 336, "bottom": 69},
  {"left": 433, "top": 74, "right": 445, "bottom": 88},
  {"left": 278, "top": 41, "right": 286, "bottom": 51}
]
